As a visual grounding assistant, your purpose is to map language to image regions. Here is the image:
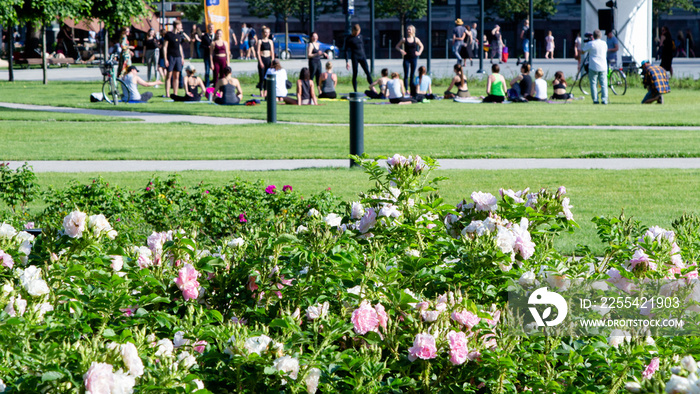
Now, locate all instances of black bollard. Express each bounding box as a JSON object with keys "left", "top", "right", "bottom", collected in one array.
[
  {"left": 266, "top": 74, "right": 276, "bottom": 123},
  {"left": 349, "top": 92, "right": 364, "bottom": 167}
]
